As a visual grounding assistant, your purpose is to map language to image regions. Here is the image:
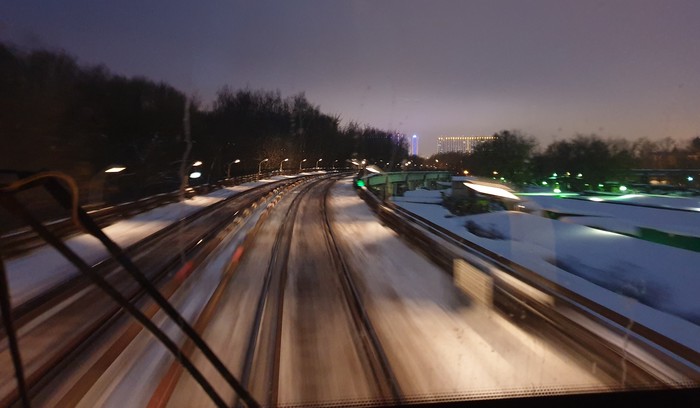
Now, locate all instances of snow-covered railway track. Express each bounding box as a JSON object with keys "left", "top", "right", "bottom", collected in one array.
[{"left": 0, "top": 177, "right": 304, "bottom": 407}]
